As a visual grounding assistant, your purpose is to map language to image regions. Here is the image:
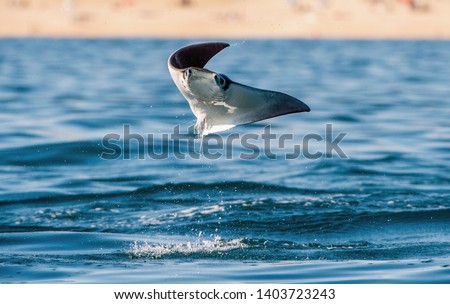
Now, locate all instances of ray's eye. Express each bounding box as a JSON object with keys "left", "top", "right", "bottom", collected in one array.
[
  {"left": 184, "top": 69, "right": 191, "bottom": 79},
  {"left": 214, "top": 74, "right": 229, "bottom": 90}
]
